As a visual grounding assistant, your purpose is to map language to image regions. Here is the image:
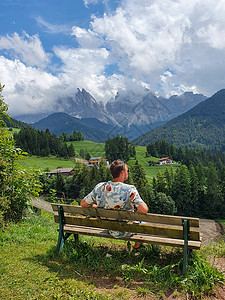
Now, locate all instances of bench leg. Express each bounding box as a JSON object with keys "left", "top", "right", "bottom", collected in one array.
[
  {"left": 57, "top": 227, "right": 64, "bottom": 253},
  {"left": 74, "top": 234, "right": 79, "bottom": 243},
  {"left": 182, "top": 219, "right": 189, "bottom": 276}
]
